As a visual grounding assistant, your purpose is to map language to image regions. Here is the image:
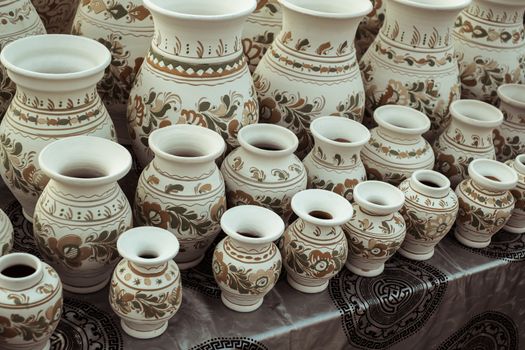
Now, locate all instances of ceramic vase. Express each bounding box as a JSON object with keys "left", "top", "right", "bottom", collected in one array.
[
  {"left": 455, "top": 159, "right": 517, "bottom": 248},
  {"left": 253, "top": 0, "right": 372, "bottom": 158},
  {"left": 0, "top": 34, "right": 116, "bottom": 222},
  {"left": 355, "top": 0, "right": 385, "bottom": 60},
  {"left": 0, "top": 0, "right": 46, "bottom": 118},
  {"left": 109, "top": 227, "right": 182, "bottom": 339},
  {"left": 32, "top": 0, "right": 80, "bottom": 34},
  {"left": 0, "top": 210, "right": 13, "bottom": 257},
  {"left": 504, "top": 155, "right": 525, "bottom": 233},
  {"left": 213, "top": 205, "right": 283, "bottom": 312},
  {"left": 302, "top": 116, "right": 370, "bottom": 201},
  {"left": 398, "top": 170, "right": 458, "bottom": 261},
  {"left": 243, "top": 0, "right": 282, "bottom": 73},
  {"left": 344, "top": 181, "right": 406, "bottom": 277},
  {"left": 282, "top": 189, "right": 353, "bottom": 293},
  {"left": 454, "top": 0, "right": 525, "bottom": 105},
  {"left": 361, "top": 105, "right": 434, "bottom": 186},
  {"left": 221, "top": 123, "right": 307, "bottom": 223},
  {"left": 360, "top": 0, "right": 470, "bottom": 139},
  {"left": 33, "top": 136, "right": 132, "bottom": 294},
  {"left": 0, "top": 253, "right": 62, "bottom": 350},
  {"left": 433, "top": 99, "right": 503, "bottom": 188},
  {"left": 134, "top": 124, "right": 226, "bottom": 270},
  {"left": 127, "top": 0, "right": 258, "bottom": 167},
  {"left": 493, "top": 84, "right": 525, "bottom": 161}
]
